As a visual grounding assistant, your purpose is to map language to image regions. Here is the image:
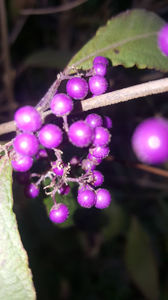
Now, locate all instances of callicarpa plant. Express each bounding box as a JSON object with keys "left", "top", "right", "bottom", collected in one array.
[{"left": 1, "top": 7, "right": 168, "bottom": 300}]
